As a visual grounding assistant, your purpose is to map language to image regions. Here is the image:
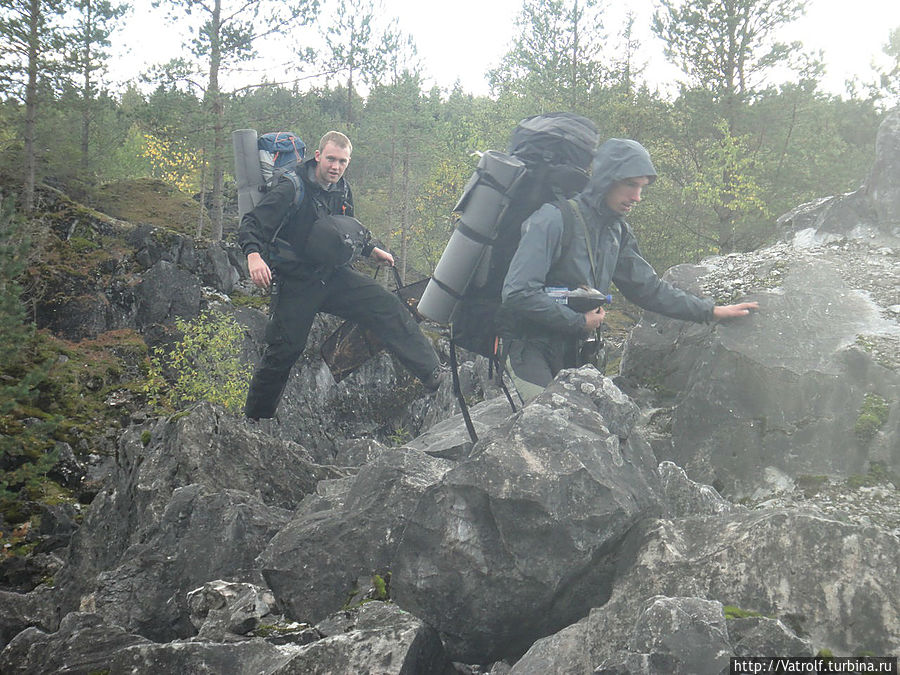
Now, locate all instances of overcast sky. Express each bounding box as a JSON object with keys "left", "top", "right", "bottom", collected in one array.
[{"left": 112, "top": 0, "right": 900, "bottom": 97}]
